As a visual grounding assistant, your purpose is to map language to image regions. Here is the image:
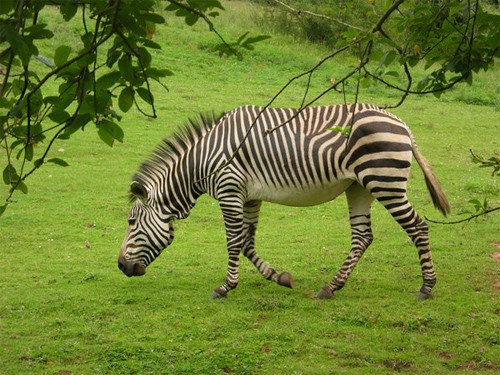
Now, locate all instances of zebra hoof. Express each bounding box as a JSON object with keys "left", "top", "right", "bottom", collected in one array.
[
  {"left": 211, "top": 288, "right": 227, "bottom": 299},
  {"left": 316, "top": 286, "right": 333, "bottom": 299},
  {"left": 277, "top": 272, "right": 294, "bottom": 289},
  {"left": 417, "top": 285, "right": 434, "bottom": 301},
  {"left": 417, "top": 290, "right": 433, "bottom": 301}
]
